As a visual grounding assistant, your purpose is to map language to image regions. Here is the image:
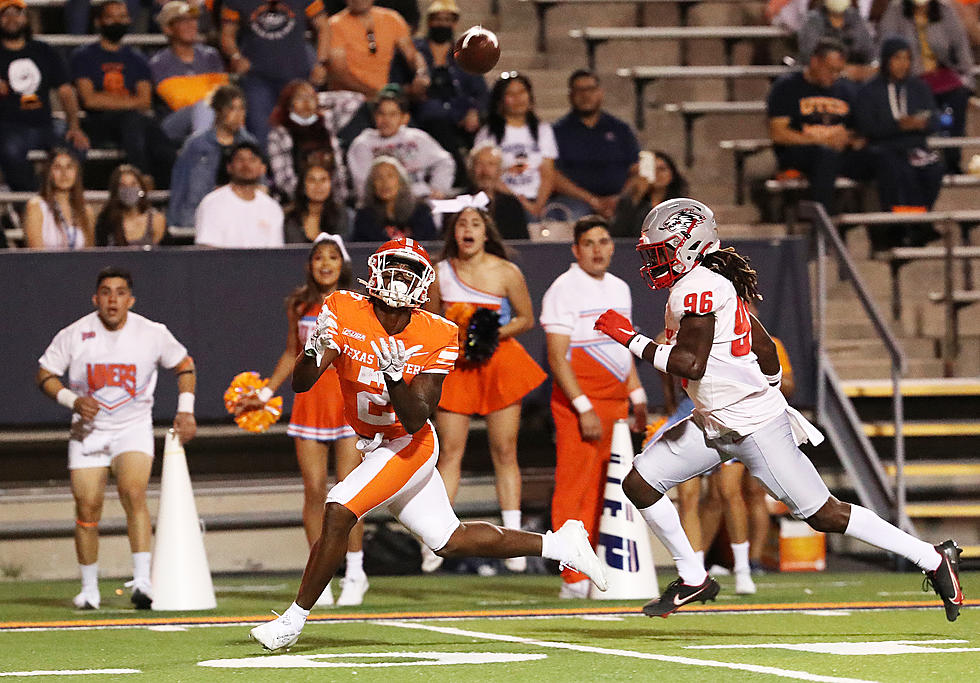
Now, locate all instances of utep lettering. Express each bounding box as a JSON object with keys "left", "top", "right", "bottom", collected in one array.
[{"left": 87, "top": 363, "right": 137, "bottom": 396}]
